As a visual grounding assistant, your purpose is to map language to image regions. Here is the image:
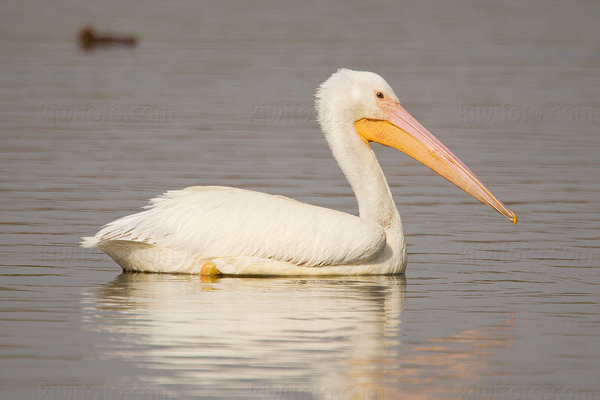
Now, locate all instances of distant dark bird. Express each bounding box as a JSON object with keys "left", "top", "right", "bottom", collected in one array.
[{"left": 79, "top": 27, "right": 137, "bottom": 51}]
